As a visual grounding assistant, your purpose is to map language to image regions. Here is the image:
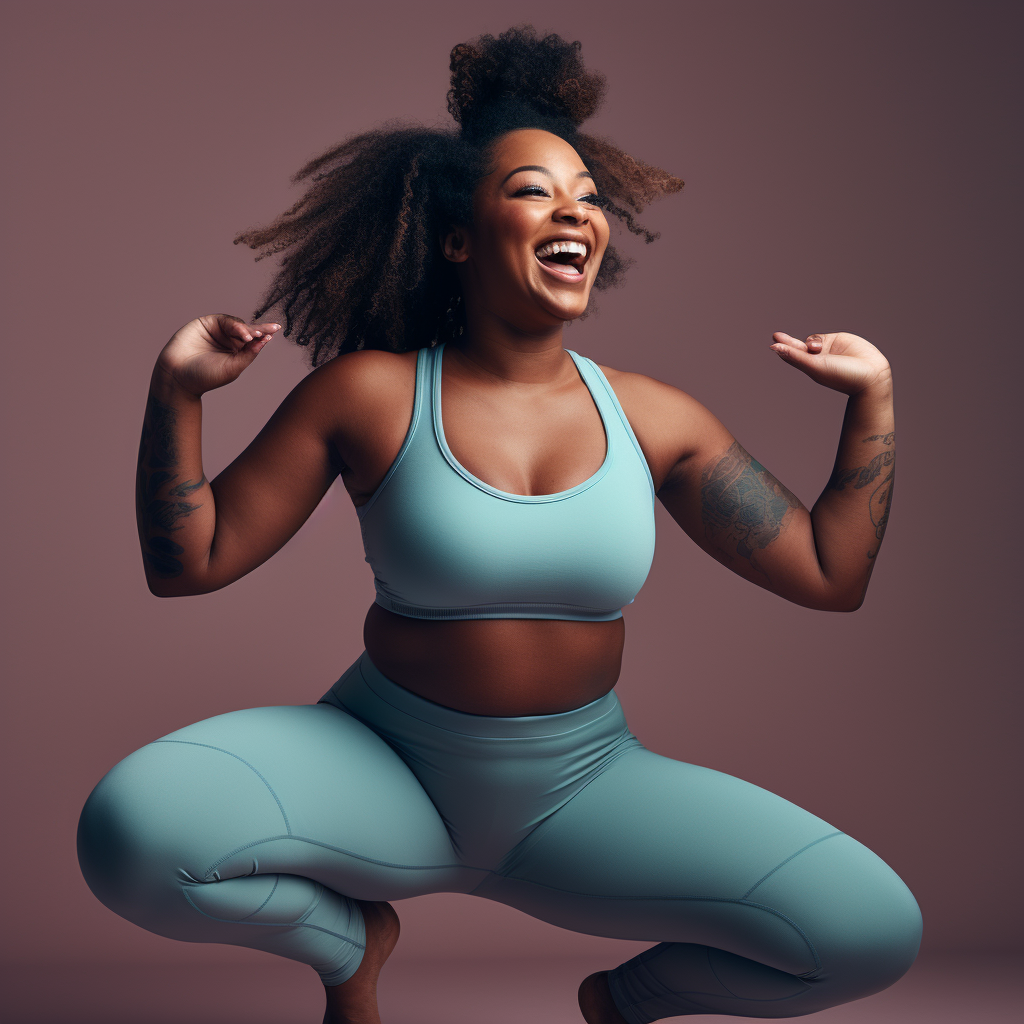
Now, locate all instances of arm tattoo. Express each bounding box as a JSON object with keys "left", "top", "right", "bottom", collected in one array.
[
  {"left": 168, "top": 476, "right": 206, "bottom": 497},
  {"left": 699, "top": 441, "right": 802, "bottom": 582},
  {"left": 825, "top": 431, "right": 895, "bottom": 557},
  {"left": 145, "top": 393, "right": 179, "bottom": 468},
  {"left": 144, "top": 536, "right": 186, "bottom": 578},
  {"left": 136, "top": 393, "right": 206, "bottom": 578},
  {"left": 146, "top": 496, "right": 202, "bottom": 534}
]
